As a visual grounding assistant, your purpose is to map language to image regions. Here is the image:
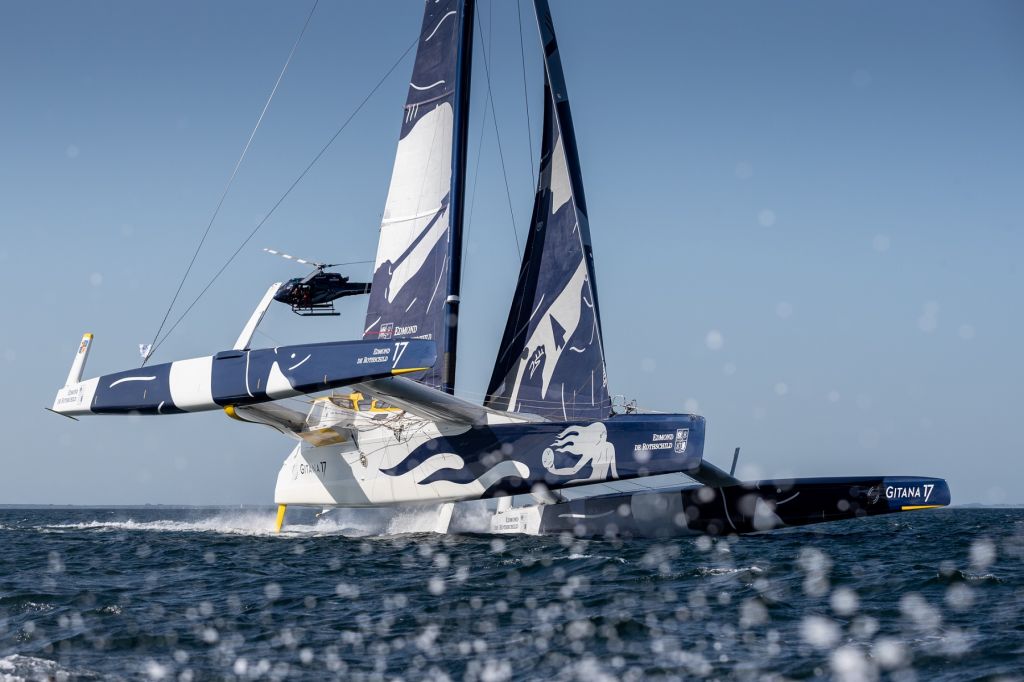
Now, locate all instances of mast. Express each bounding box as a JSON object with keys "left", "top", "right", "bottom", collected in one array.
[{"left": 443, "top": 0, "right": 475, "bottom": 394}]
